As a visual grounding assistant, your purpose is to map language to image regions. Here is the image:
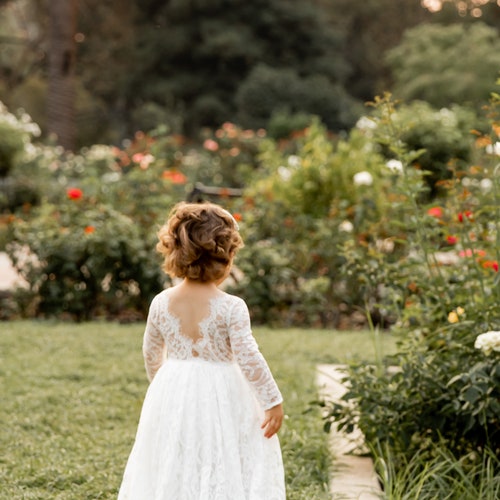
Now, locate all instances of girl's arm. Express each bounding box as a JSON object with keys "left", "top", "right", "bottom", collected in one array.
[
  {"left": 228, "top": 298, "right": 283, "bottom": 413},
  {"left": 142, "top": 297, "right": 166, "bottom": 382}
]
